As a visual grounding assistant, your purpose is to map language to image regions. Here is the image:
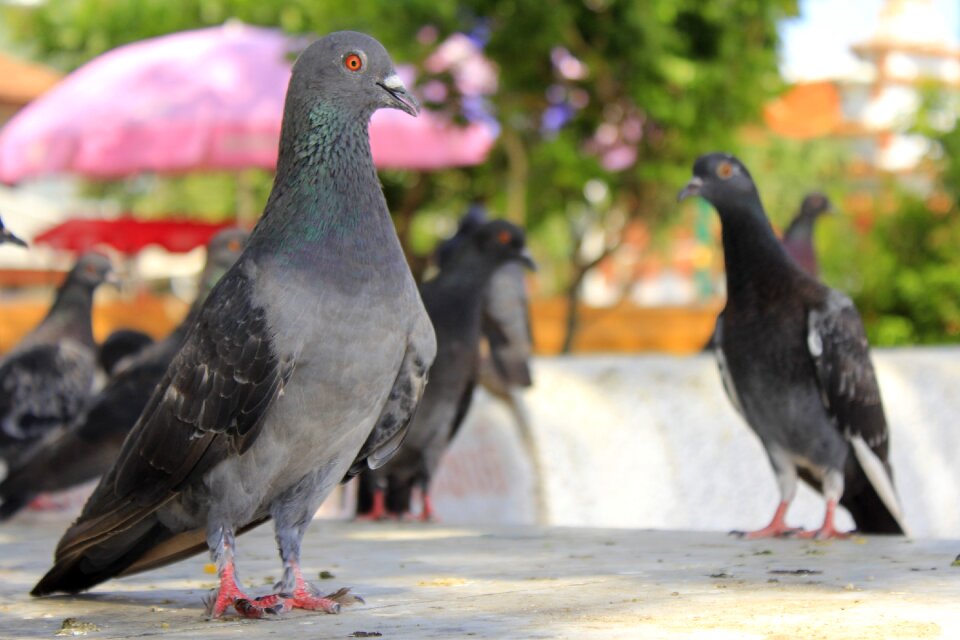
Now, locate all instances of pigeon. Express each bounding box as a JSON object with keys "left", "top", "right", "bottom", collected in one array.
[
  {"left": 0, "top": 216, "right": 27, "bottom": 248},
  {"left": 31, "top": 32, "right": 435, "bottom": 620},
  {"left": 679, "top": 152, "right": 907, "bottom": 539},
  {"left": 357, "top": 220, "right": 535, "bottom": 520},
  {"left": 436, "top": 205, "right": 534, "bottom": 397},
  {"left": 0, "top": 253, "right": 115, "bottom": 471},
  {"left": 0, "top": 229, "right": 247, "bottom": 521},
  {"left": 782, "top": 192, "right": 831, "bottom": 278},
  {"left": 97, "top": 329, "right": 155, "bottom": 377}
]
